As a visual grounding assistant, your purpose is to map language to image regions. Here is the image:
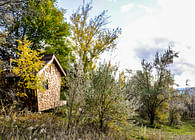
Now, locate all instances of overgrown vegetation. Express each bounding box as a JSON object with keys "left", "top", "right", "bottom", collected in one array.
[{"left": 0, "top": 1, "right": 195, "bottom": 139}]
